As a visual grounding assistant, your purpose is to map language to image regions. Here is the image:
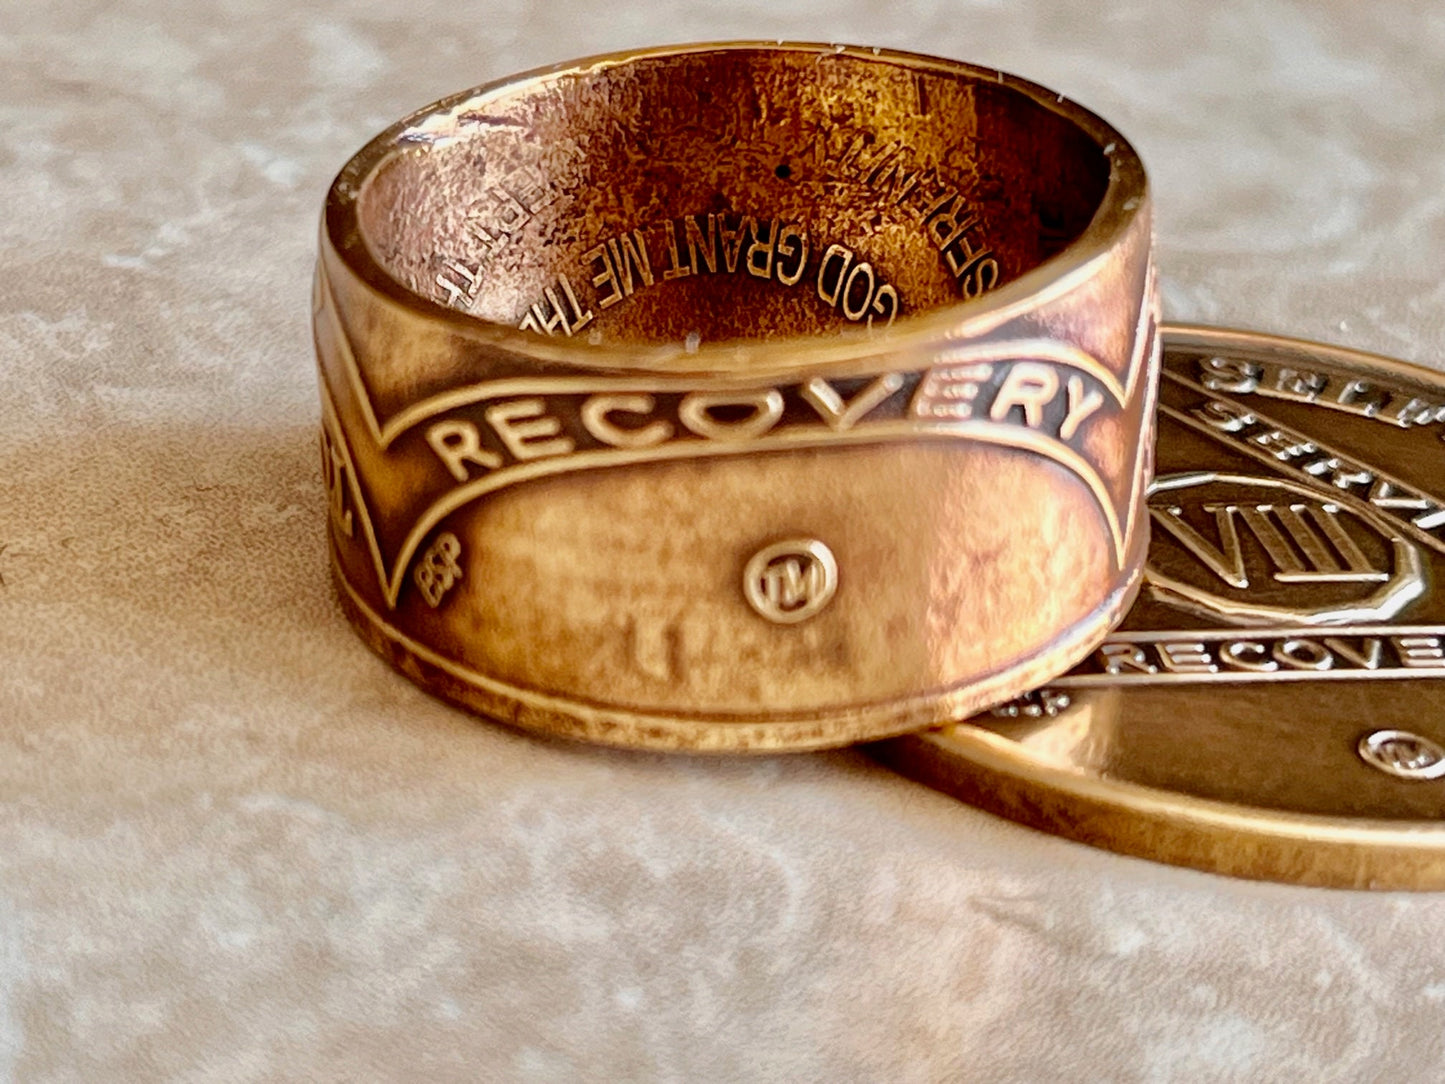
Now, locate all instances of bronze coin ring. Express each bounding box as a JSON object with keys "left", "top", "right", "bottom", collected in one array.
[{"left": 314, "top": 42, "right": 1159, "bottom": 751}]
